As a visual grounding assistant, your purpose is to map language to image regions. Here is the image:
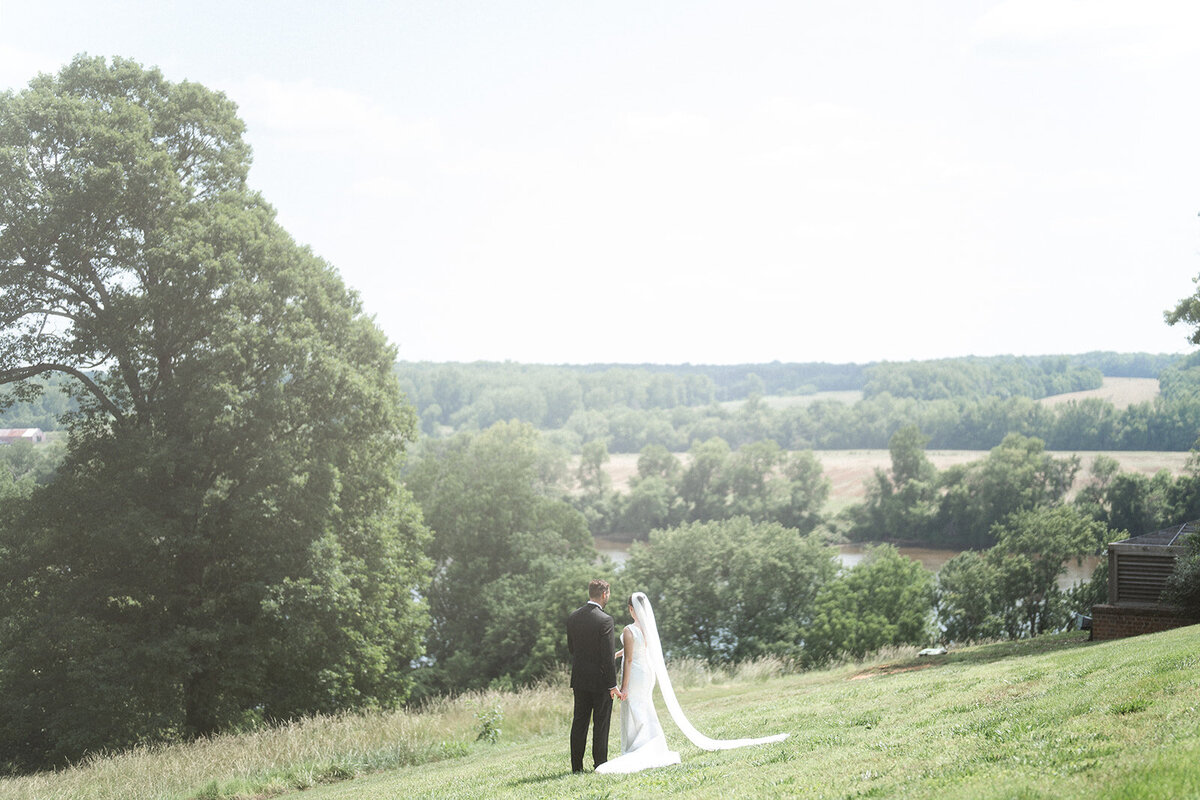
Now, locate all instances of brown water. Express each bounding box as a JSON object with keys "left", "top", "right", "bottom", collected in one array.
[
  {"left": 836, "top": 544, "right": 1101, "bottom": 590},
  {"left": 595, "top": 537, "right": 1101, "bottom": 591}
]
